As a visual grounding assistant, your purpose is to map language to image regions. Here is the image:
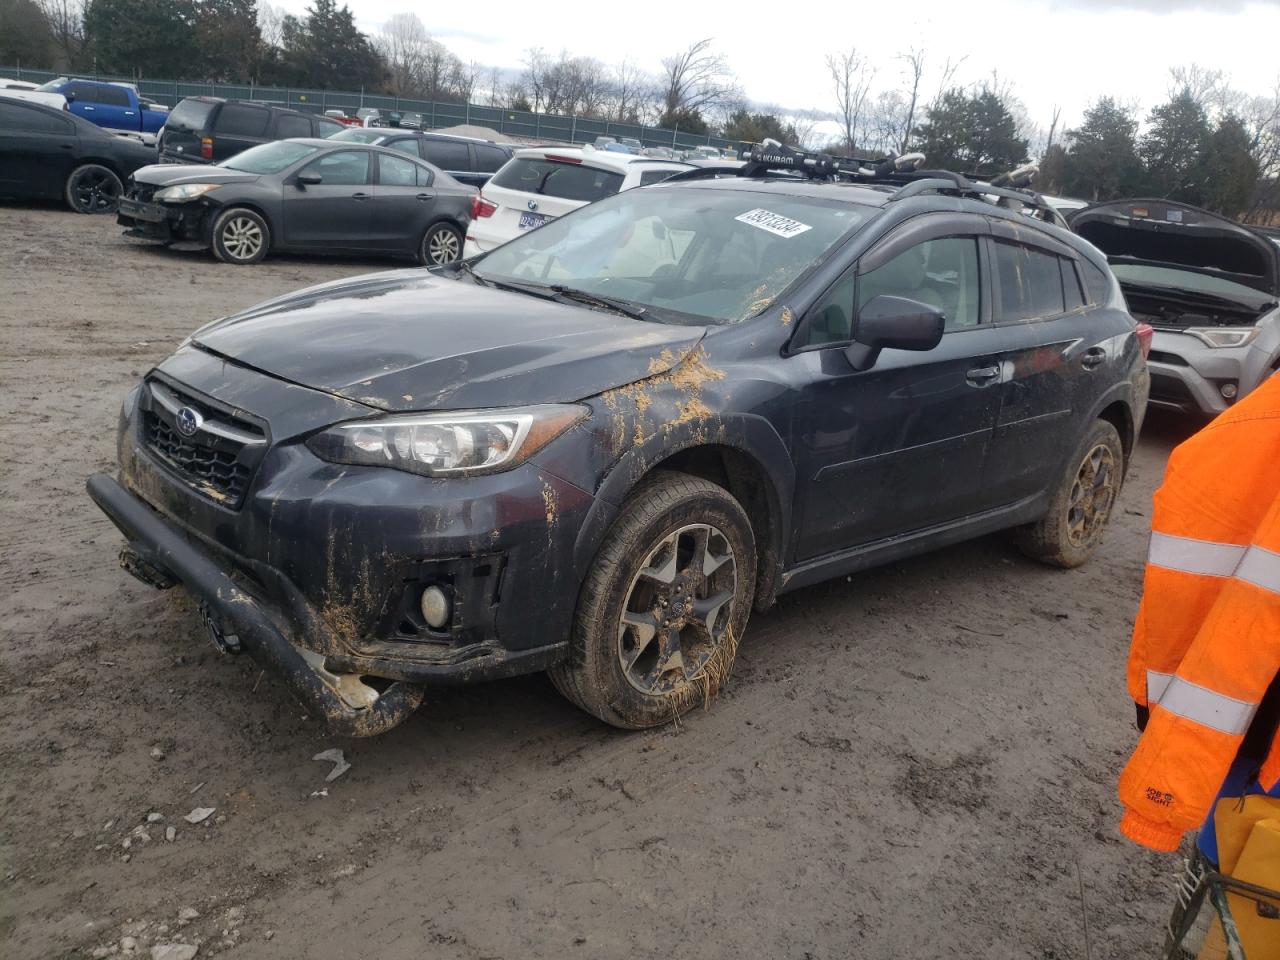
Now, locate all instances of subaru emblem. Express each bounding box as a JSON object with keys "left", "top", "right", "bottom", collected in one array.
[
  {"left": 527, "top": 200, "right": 538, "bottom": 211},
  {"left": 175, "top": 406, "right": 203, "bottom": 438}
]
